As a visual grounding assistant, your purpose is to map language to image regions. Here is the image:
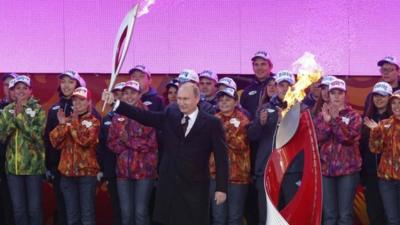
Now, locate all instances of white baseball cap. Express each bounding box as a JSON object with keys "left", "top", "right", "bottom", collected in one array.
[
  {"left": 251, "top": 50, "right": 270, "bottom": 61},
  {"left": 319, "top": 75, "right": 337, "bottom": 87},
  {"left": 112, "top": 82, "right": 126, "bottom": 91},
  {"left": 199, "top": 70, "right": 218, "bottom": 83},
  {"left": 217, "top": 77, "right": 237, "bottom": 90},
  {"left": 72, "top": 87, "right": 91, "bottom": 100},
  {"left": 216, "top": 87, "right": 237, "bottom": 99},
  {"left": 275, "top": 70, "right": 295, "bottom": 85},
  {"left": 372, "top": 81, "right": 393, "bottom": 96},
  {"left": 129, "top": 65, "right": 151, "bottom": 77},
  {"left": 378, "top": 56, "right": 399, "bottom": 67},
  {"left": 178, "top": 69, "right": 199, "bottom": 84},
  {"left": 59, "top": 70, "right": 86, "bottom": 88},
  {"left": 329, "top": 78, "right": 346, "bottom": 92},
  {"left": 14, "top": 75, "right": 31, "bottom": 87},
  {"left": 123, "top": 80, "right": 140, "bottom": 92}
]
